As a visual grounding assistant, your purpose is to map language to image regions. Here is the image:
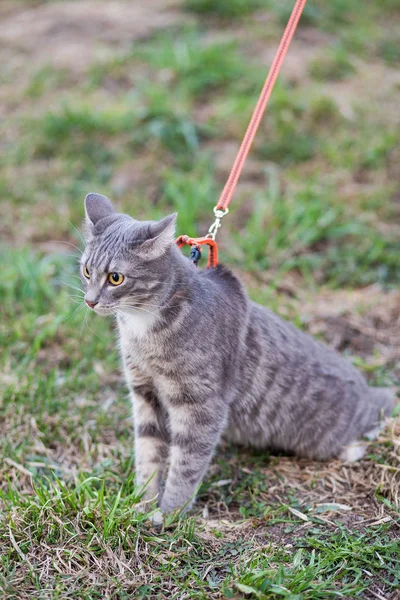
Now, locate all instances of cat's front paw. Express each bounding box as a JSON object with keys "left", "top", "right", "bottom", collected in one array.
[
  {"left": 149, "top": 510, "right": 164, "bottom": 528},
  {"left": 134, "top": 496, "right": 158, "bottom": 515}
]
